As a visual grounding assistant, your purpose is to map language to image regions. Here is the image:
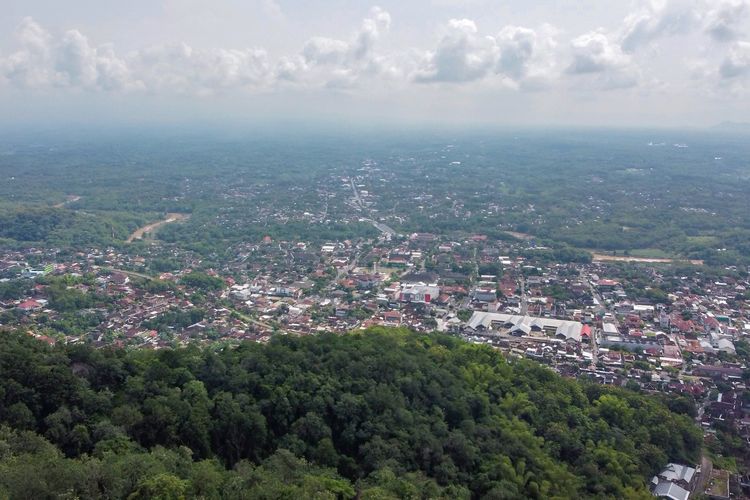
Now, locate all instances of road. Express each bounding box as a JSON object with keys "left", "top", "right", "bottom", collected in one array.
[
  {"left": 585, "top": 278, "right": 608, "bottom": 367},
  {"left": 365, "top": 218, "right": 398, "bottom": 238},
  {"left": 227, "top": 307, "right": 275, "bottom": 331},
  {"left": 349, "top": 179, "right": 364, "bottom": 211},
  {"left": 693, "top": 455, "right": 712, "bottom": 497},
  {"left": 333, "top": 248, "right": 367, "bottom": 281},
  {"left": 590, "top": 327, "right": 599, "bottom": 365},
  {"left": 348, "top": 175, "right": 400, "bottom": 238},
  {"left": 100, "top": 267, "right": 156, "bottom": 281},
  {"left": 520, "top": 277, "right": 528, "bottom": 315}
]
